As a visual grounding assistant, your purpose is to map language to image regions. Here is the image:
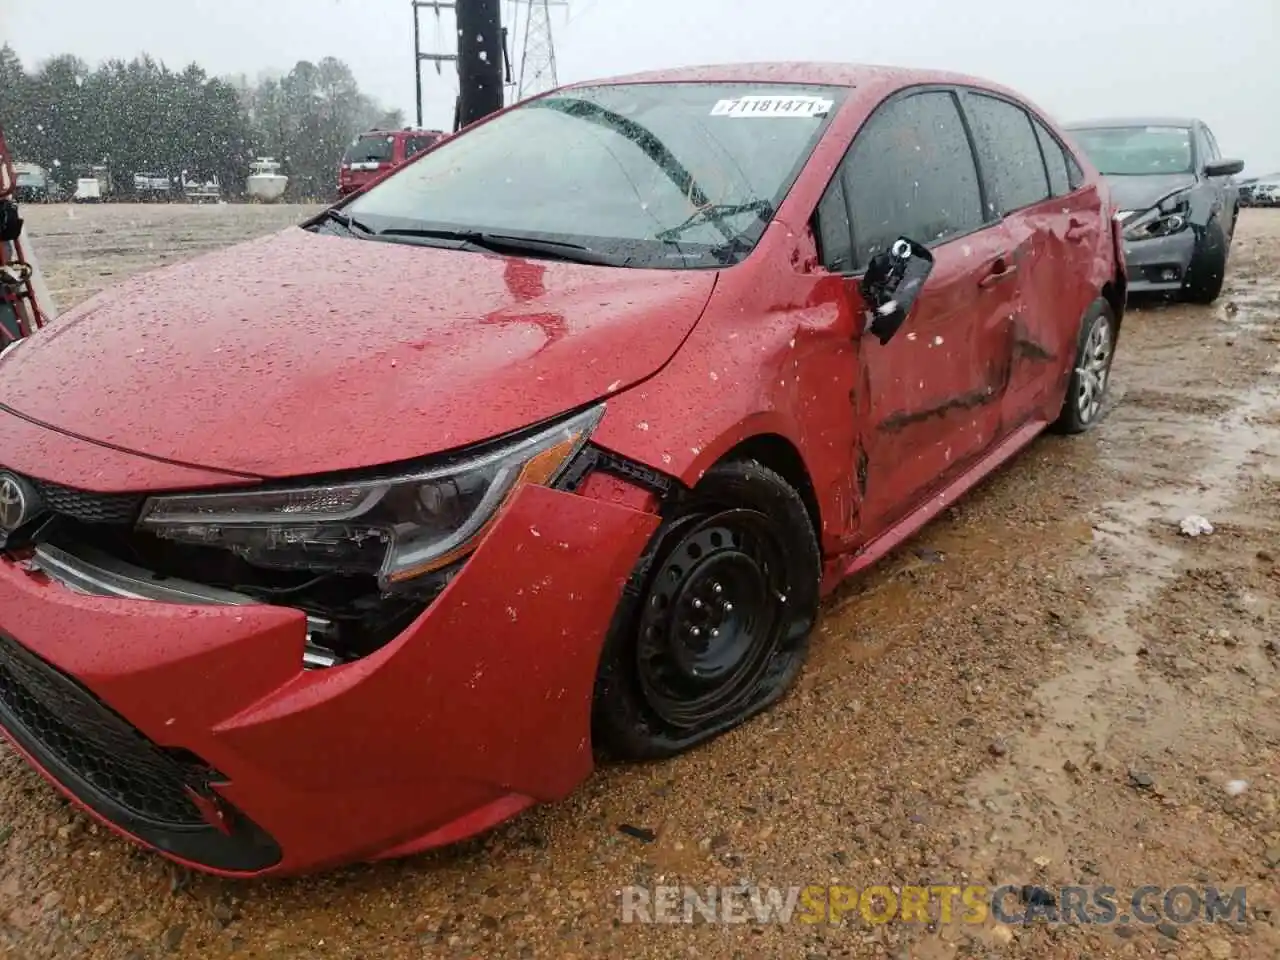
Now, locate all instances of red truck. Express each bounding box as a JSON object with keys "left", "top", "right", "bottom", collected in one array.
[
  {"left": 1, "top": 127, "right": 55, "bottom": 350},
  {"left": 338, "top": 128, "right": 447, "bottom": 197}
]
